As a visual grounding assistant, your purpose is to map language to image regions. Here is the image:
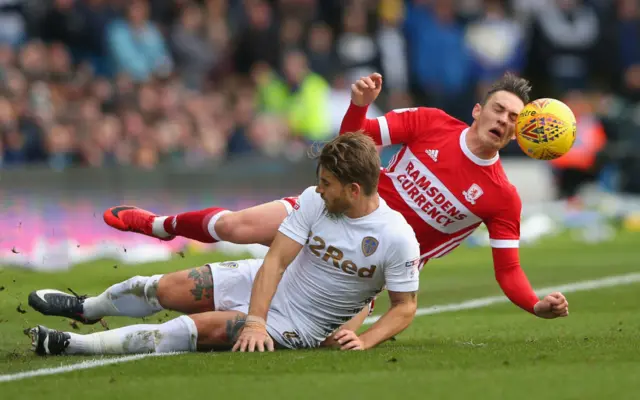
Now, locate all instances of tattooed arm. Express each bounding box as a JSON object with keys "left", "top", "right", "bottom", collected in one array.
[{"left": 232, "top": 232, "right": 303, "bottom": 352}]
